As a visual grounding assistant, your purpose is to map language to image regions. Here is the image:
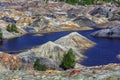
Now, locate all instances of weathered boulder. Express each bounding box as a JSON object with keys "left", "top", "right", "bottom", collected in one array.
[
  {"left": 91, "top": 26, "right": 120, "bottom": 38},
  {"left": 73, "top": 16, "right": 97, "bottom": 28},
  {"left": 90, "top": 7, "right": 112, "bottom": 18},
  {"left": 109, "top": 9, "right": 120, "bottom": 21}
]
